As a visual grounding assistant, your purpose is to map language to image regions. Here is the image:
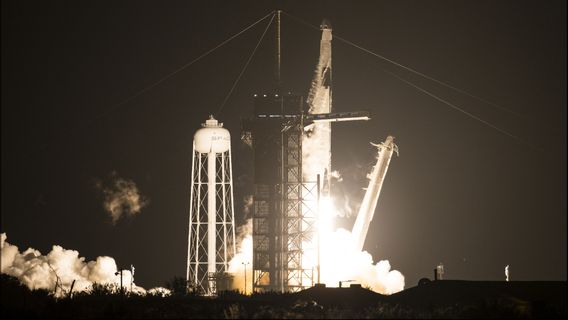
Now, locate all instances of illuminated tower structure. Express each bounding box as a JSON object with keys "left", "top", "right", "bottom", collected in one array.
[
  {"left": 242, "top": 93, "right": 318, "bottom": 293},
  {"left": 187, "top": 116, "right": 236, "bottom": 295},
  {"left": 241, "top": 15, "right": 370, "bottom": 293},
  {"left": 240, "top": 11, "right": 319, "bottom": 293}
]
